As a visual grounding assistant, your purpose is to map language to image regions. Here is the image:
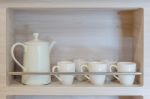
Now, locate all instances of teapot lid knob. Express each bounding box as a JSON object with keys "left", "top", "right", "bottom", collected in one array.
[{"left": 33, "top": 33, "right": 39, "bottom": 40}]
